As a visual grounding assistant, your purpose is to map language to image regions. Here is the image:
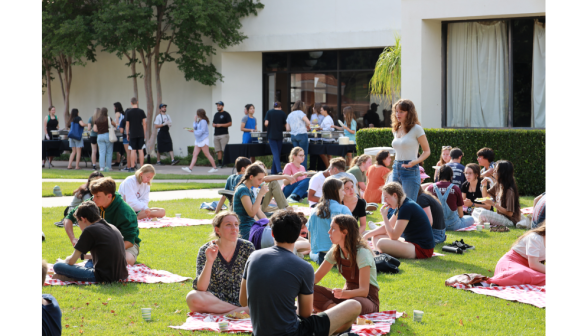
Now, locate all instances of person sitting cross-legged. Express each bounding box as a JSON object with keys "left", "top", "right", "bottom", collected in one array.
[
  {"left": 53, "top": 201, "right": 129, "bottom": 283},
  {"left": 186, "top": 211, "right": 255, "bottom": 315},
  {"left": 314, "top": 215, "right": 380, "bottom": 315},
  {"left": 240, "top": 209, "right": 362, "bottom": 336},
  {"left": 63, "top": 177, "right": 141, "bottom": 265},
  {"left": 215, "top": 157, "right": 252, "bottom": 214},
  {"left": 118, "top": 164, "right": 166, "bottom": 220},
  {"left": 282, "top": 146, "right": 311, "bottom": 204}
]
